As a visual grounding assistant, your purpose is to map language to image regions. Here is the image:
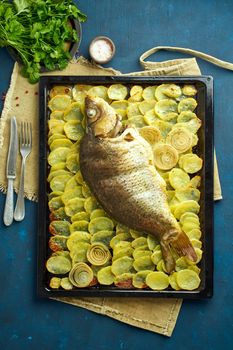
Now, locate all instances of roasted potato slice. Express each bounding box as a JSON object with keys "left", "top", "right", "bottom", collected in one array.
[
  {"left": 49, "top": 220, "right": 70, "bottom": 236},
  {"left": 63, "top": 102, "right": 83, "bottom": 121},
  {"left": 169, "top": 168, "right": 190, "bottom": 189},
  {"left": 48, "top": 94, "right": 72, "bottom": 111},
  {"left": 142, "top": 86, "right": 157, "bottom": 100},
  {"left": 178, "top": 98, "right": 197, "bottom": 113},
  {"left": 50, "top": 86, "right": 72, "bottom": 98},
  {"left": 176, "top": 269, "right": 200, "bottom": 290},
  {"left": 70, "top": 220, "right": 89, "bottom": 233},
  {"left": 50, "top": 174, "right": 73, "bottom": 192},
  {"left": 88, "top": 217, "right": 114, "bottom": 234},
  {"left": 146, "top": 271, "right": 169, "bottom": 290},
  {"left": 97, "top": 266, "right": 115, "bottom": 285},
  {"left": 154, "top": 99, "right": 178, "bottom": 119},
  {"left": 64, "top": 121, "right": 84, "bottom": 141},
  {"left": 133, "top": 256, "right": 155, "bottom": 272},
  {"left": 111, "top": 256, "right": 134, "bottom": 276},
  {"left": 48, "top": 147, "right": 70, "bottom": 166},
  {"left": 179, "top": 154, "right": 203, "bottom": 174},
  {"left": 65, "top": 198, "right": 86, "bottom": 217},
  {"left": 108, "top": 84, "right": 128, "bottom": 100},
  {"left": 91, "top": 230, "right": 115, "bottom": 247},
  {"left": 46, "top": 255, "right": 72, "bottom": 274}
]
